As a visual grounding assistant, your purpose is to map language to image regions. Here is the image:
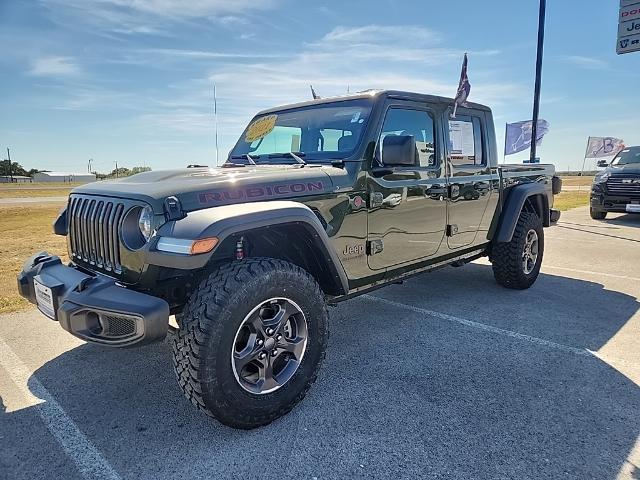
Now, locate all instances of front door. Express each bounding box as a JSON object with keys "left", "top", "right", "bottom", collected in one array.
[
  {"left": 444, "top": 109, "right": 494, "bottom": 249},
  {"left": 367, "top": 104, "right": 447, "bottom": 270}
]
